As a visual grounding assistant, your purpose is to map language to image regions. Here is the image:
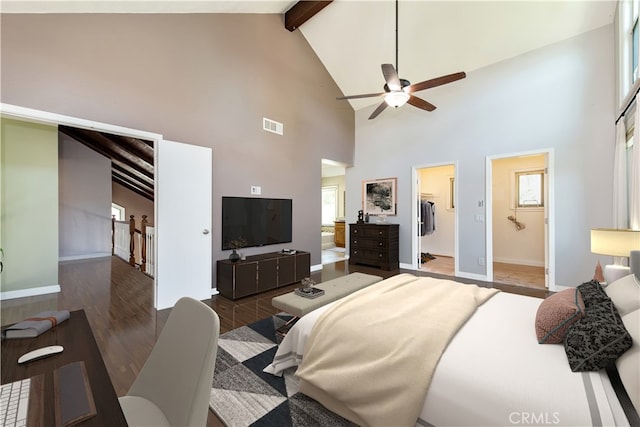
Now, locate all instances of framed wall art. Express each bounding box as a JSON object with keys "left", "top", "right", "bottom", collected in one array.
[{"left": 363, "top": 177, "right": 397, "bottom": 216}]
